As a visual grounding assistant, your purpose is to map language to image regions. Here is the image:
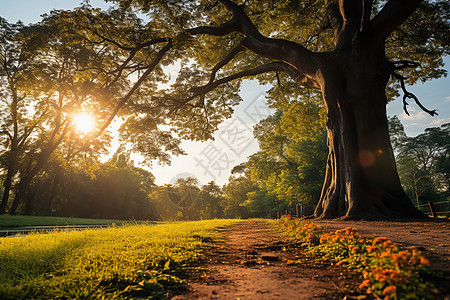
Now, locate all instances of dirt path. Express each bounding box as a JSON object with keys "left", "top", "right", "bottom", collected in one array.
[{"left": 172, "top": 220, "right": 361, "bottom": 300}]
